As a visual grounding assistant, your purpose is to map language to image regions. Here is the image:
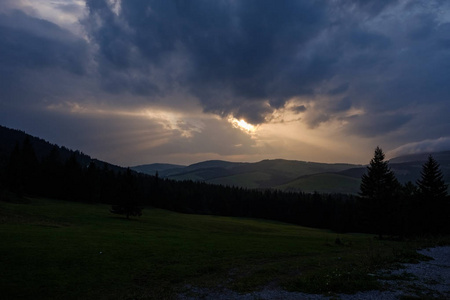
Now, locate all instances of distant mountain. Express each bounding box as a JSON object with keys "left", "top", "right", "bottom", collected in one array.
[
  {"left": 4, "top": 124, "right": 449, "bottom": 195},
  {"left": 389, "top": 151, "right": 450, "bottom": 164},
  {"left": 132, "top": 158, "right": 362, "bottom": 193},
  {"left": 340, "top": 151, "right": 450, "bottom": 185},
  {"left": 132, "top": 151, "right": 450, "bottom": 194},
  {"left": 326, "top": 151, "right": 450, "bottom": 191},
  {"left": 389, "top": 151, "right": 450, "bottom": 184},
  {"left": 130, "top": 163, "right": 186, "bottom": 176}
]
